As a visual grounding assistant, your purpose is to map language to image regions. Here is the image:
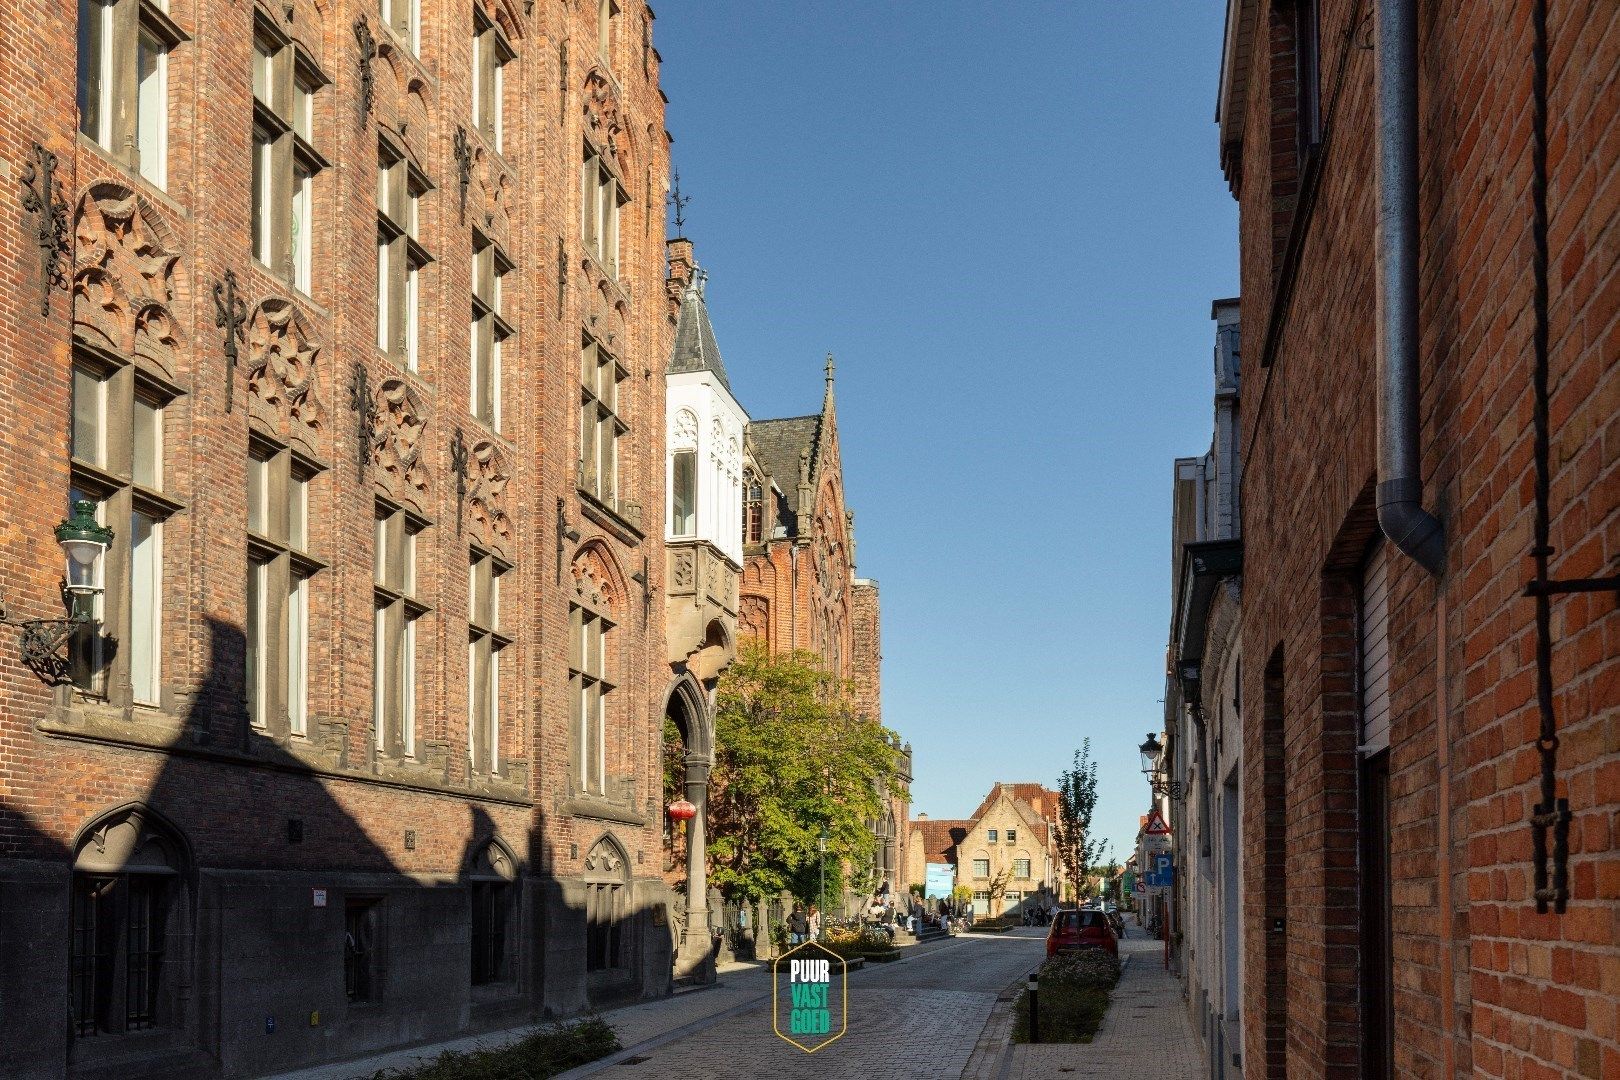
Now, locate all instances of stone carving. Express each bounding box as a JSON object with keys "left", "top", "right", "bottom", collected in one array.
[
  {"left": 585, "top": 837, "right": 624, "bottom": 875},
  {"left": 370, "top": 377, "right": 430, "bottom": 503},
  {"left": 583, "top": 66, "right": 622, "bottom": 161},
  {"left": 73, "top": 183, "right": 183, "bottom": 374},
  {"left": 739, "top": 594, "right": 769, "bottom": 640},
  {"left": 672, "top": 408, "right": 698, "bottom": 449},
  {"left": 672, "top": 550, "right": 694, "bottom": 591},
  {"left": 570, "top": 544, "right": 621, "bottom": 610},
  {"left": 466, "top": 439, "right": 513, "bottom": 551},
  {"left": 245, "top": 299, "right": 326, "bottom": 448}
]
